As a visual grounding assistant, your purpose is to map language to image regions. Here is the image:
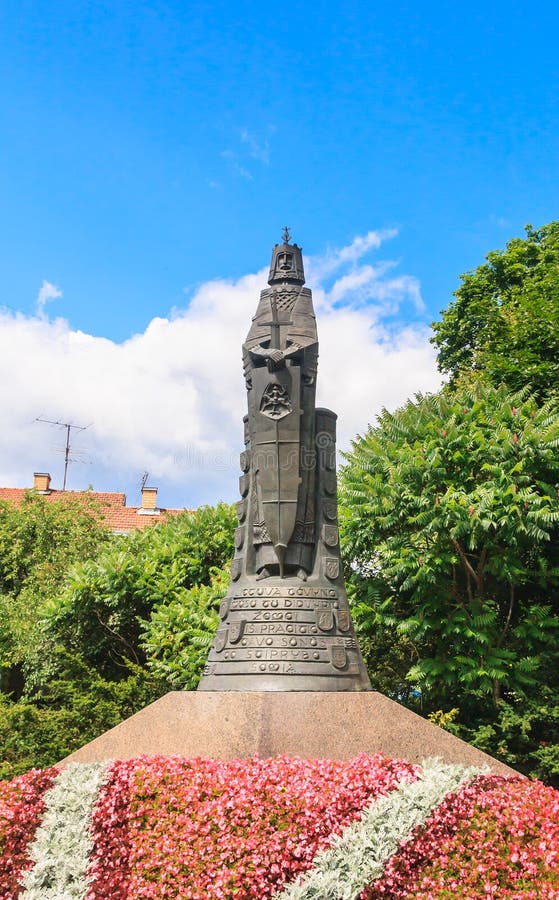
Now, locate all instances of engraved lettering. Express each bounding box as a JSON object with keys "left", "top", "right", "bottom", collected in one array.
[
  {"left": 252, "top": 610, "right": 294, "bottom": 622},
  {"left": 245, "top": 622, "right": 319, "bottom": 636}
]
